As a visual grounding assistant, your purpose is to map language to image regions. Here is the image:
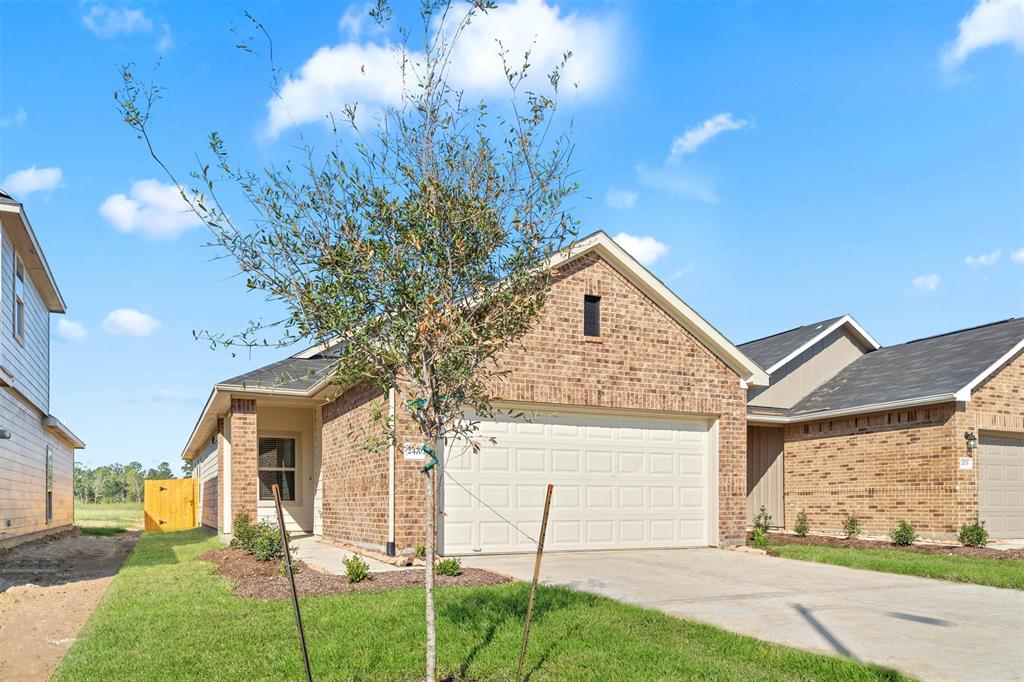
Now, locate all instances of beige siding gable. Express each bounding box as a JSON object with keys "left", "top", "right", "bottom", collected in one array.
[{"left": 1, "top": 227, "right": 50, "bottom": 414}]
